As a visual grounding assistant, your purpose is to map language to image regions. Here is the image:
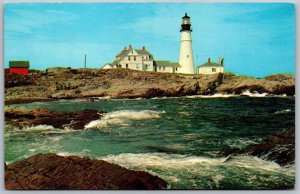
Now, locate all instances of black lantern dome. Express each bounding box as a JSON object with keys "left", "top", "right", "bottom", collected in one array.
[{"left": 180, "top": 13, "right": 192, "bottom": 32}]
